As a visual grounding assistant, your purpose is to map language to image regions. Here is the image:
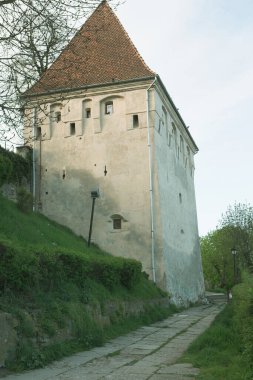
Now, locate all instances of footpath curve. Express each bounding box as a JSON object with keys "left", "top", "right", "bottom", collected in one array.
[{"left": 3, "top": 303, "right": 224, "bottom": 380}]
